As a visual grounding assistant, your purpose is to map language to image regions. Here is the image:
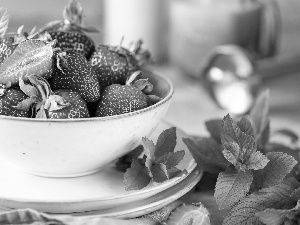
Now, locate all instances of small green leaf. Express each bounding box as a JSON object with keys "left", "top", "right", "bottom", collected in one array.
[
  {"left": 115, "top": 145, "right": 144, "bottom": 172},
  {"left": 167, "top": 167, "right": 187, "bottom": 179},
  {"left": 220, "top": 114, "right": 250, "bottom": 149},
  {"left": 151, "top": 163, "right": 168, "bottom": 183},
  {"left": 223, "top": 137, "right": 268, "bottom": 171},
  {"left": 46, "top": 95, "right": 70, "bottom": 111},
  {"left": 214, "top": 168, "right": 253, "bottom": 210},
  {"left": 246, "top": 149, "right": 269, "bottom": 171},
  {"left": 19, "top": 77, "right": 40, "bottom": 98},
  {"left": 255, "top": 202, "right": 300, "bottom": 225},
  {"left": 183, "top": 137, "right": 230, "bottom": 174},
  {"left": 237, "top": 115, "right": 254, "bottom": 137},
  {"left": 252, "top": 152, "right": 298, "bottom": 190},
  {"left": 123, "top": 127, "right": 187, "bottom": 190},
  {"left": 124, "top": 158, "right": 151, "bottom": 191},
  {"left": 291, "top": 187, "right": 300, "bottom": 202},
  {"left": 155, "top": 127, "right": 177, "bottom": 159},
  {"left": 142, "top": 137, "right": 155, "bottom": 171},
  {"left": 223, "top": 178, "right": 300, "bottom": 225},
  {"left": 155, "top": 150, "right": 185, "bottom": 169},
  {"left": 205, "top": 119, "right": 222, "bottom": 143},
  {"left": 223, "top": 142, "right": 240, "bottom": 167}
]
